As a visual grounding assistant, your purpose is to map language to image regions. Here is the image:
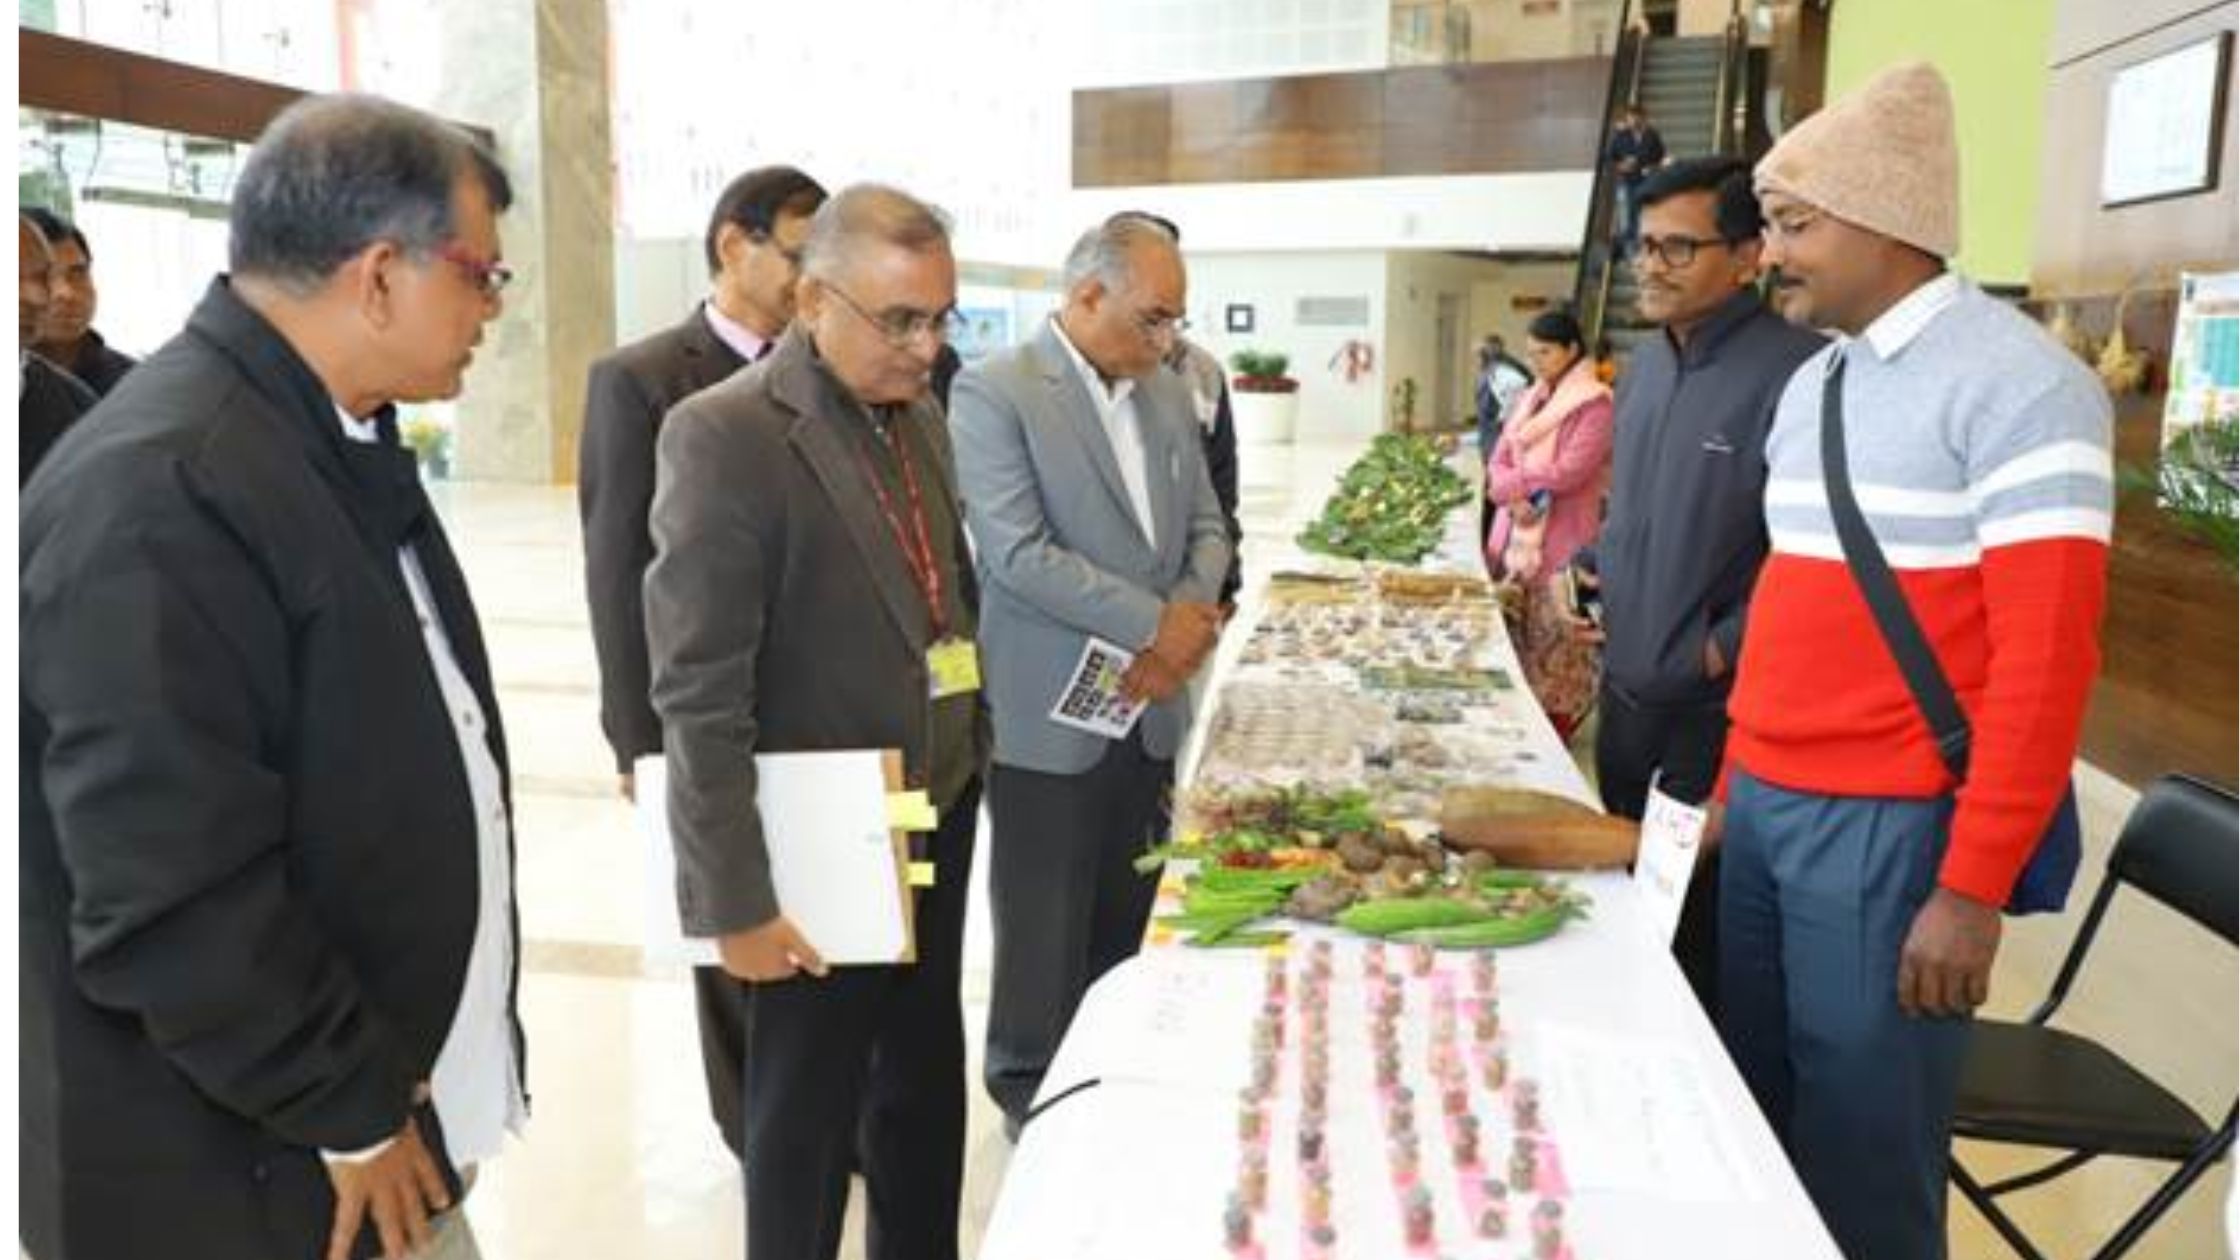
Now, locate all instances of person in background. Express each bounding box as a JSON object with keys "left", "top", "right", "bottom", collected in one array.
[
  {"left": 1589, "top": 155, "right": 1824, "bottom": 1013},
  {"left": 1723, "top": 63, "right": 2111, "bottom": 1260},
  {"left": 1606, "top": 102, "right": 1666, "bottom": 258},
  {"left": 1483, "top": 308, "right": 1613, "bottom": 743},
  {"left": 1474, "top": 333, "right": 1533, "bottom": 547},
  {"left": 576, "top": 162, "right": 827, "bottom": 1161},
  {"left": 24, "top": 207, "right": 137, "bottom": 396},
  {"left": 18, "top": 214, "right": 97, "bottom": 484}
]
